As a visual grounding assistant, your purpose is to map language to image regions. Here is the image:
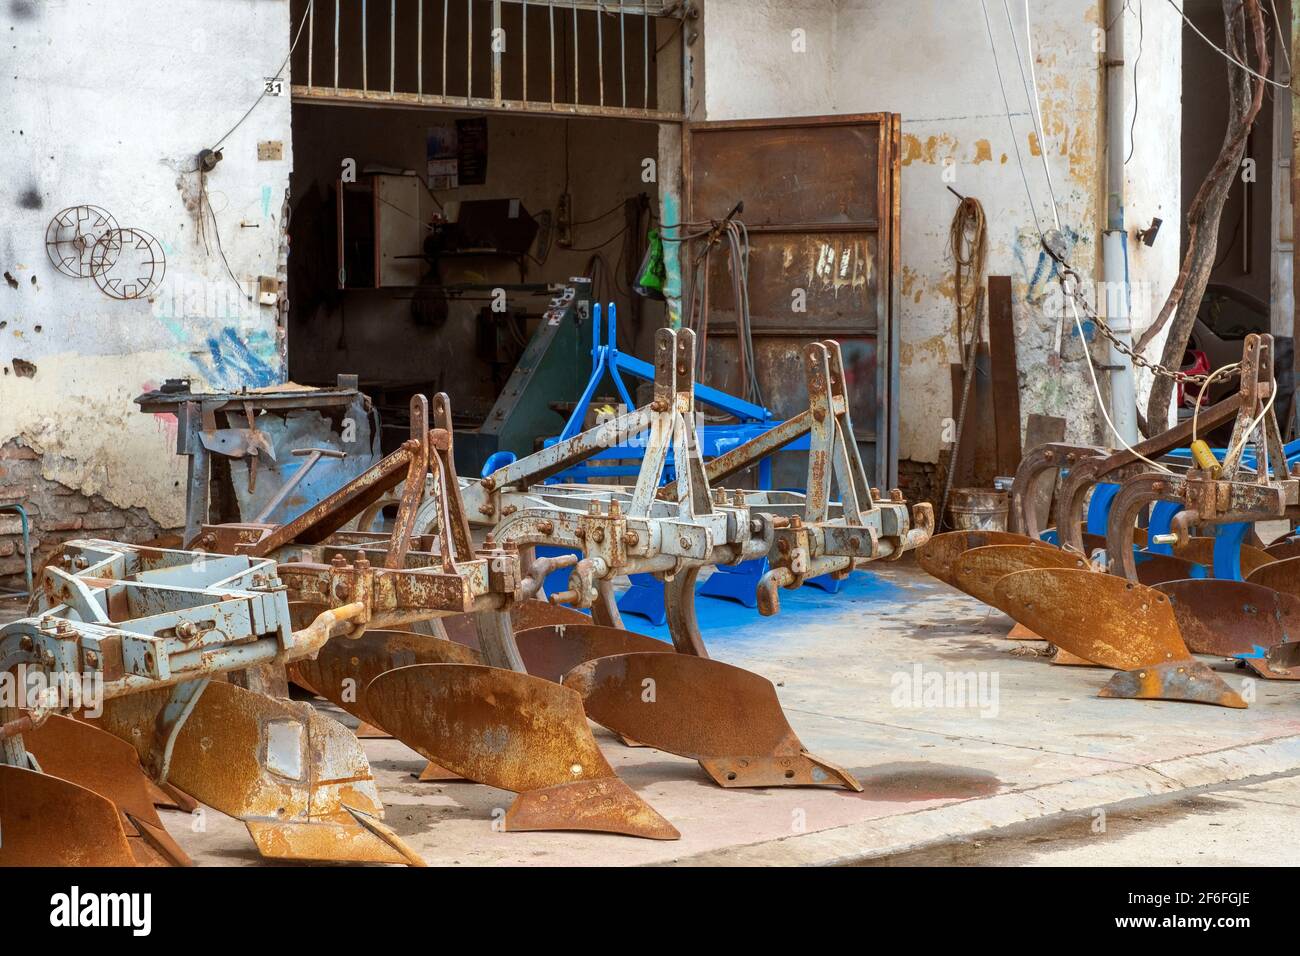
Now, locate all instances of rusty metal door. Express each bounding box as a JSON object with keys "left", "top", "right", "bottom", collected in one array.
[{"left": 684, "top": 113, "right": 901, "bottom": 488}]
